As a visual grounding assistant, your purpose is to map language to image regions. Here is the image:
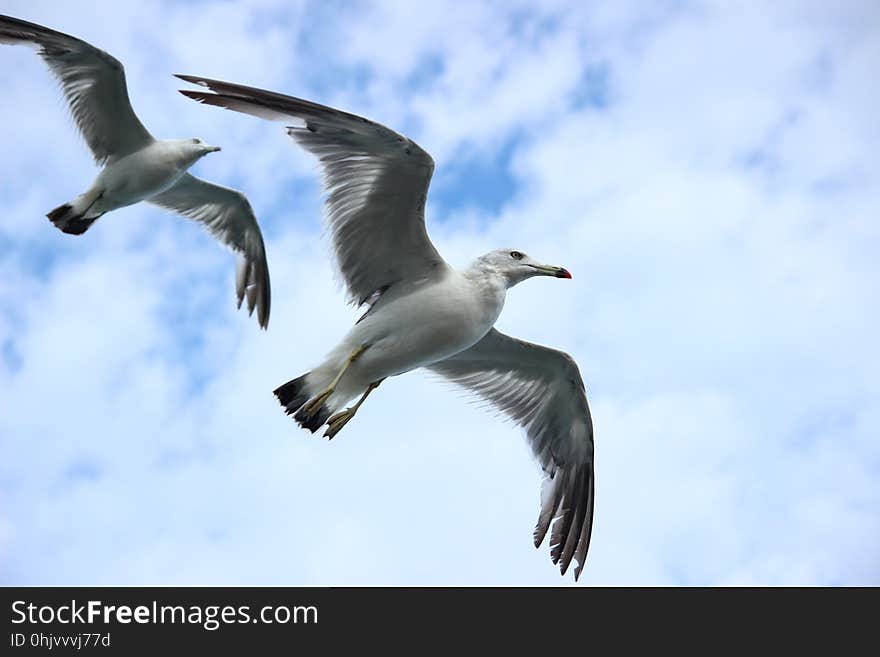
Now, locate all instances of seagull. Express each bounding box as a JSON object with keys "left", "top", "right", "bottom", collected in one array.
[
  {"left": 178, "top": 75, "right": 595, "bottom": 580},
  {"left": 0, "top": 15, "right": 270, "bottom": 328}
]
